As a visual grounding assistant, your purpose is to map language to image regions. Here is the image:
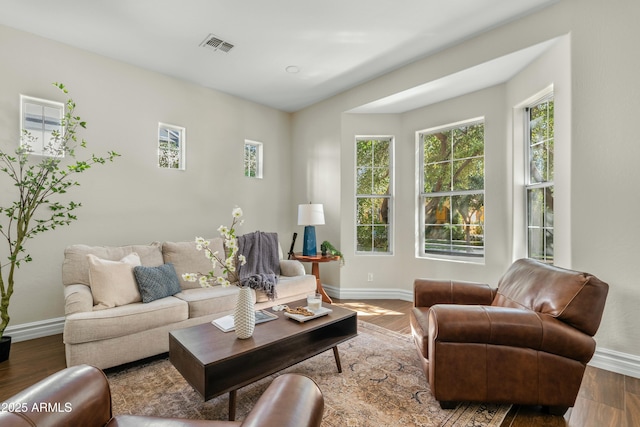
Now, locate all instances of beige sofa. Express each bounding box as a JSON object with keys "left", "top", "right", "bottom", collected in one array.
[{"left": 62, "top": 237, "right": 316, "bottom": 369}]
